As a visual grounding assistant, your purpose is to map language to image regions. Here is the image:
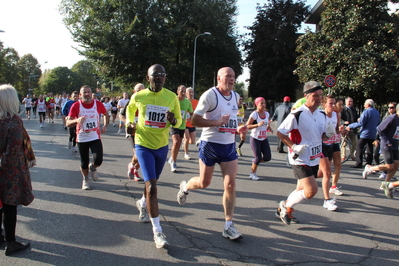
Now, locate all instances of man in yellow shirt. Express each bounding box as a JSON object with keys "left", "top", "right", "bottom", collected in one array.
[{"left": 126, "top": 64, "right": 181, "bottom": 249}]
